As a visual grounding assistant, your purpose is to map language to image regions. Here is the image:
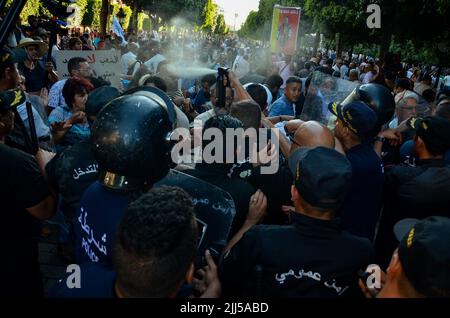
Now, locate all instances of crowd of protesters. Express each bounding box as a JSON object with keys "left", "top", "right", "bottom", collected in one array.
[{"left": 1, "top": 12, "right": 450, "bottom": 299}]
